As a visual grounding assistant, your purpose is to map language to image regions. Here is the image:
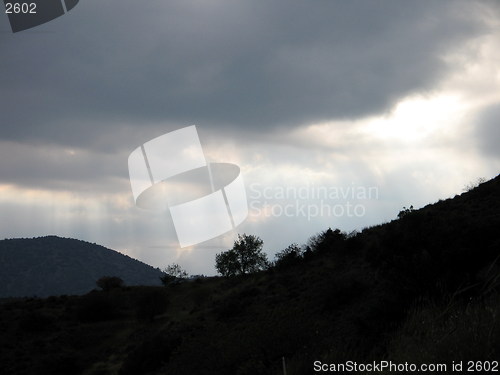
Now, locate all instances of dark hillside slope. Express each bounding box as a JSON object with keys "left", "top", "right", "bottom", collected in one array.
[
  {"left": 0, "top": 236, "right": 163, "bottom": 298},
  {"left": 360, "top": 174, "right": 500, "bottom": 298},
  {"left": 147, "top": 174, "right": 500, "bottom": 374}
]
